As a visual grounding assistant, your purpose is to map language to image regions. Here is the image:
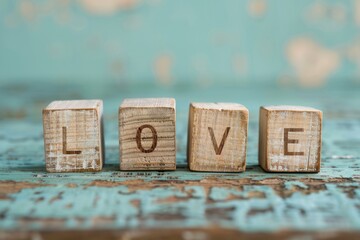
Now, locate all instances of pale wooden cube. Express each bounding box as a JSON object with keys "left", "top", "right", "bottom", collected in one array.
[
  {"left": 187, "top": 103, "right": 249, "bottom": 172},
  {"left": 119, "top": 98, "right": 176, "bottom": 170},
  {"left": 42, "top": 100, "right": 104, "bottom": 173},
  {"left": 259, "top": 105, "right": 322, "bottom": 172}
]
